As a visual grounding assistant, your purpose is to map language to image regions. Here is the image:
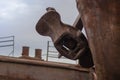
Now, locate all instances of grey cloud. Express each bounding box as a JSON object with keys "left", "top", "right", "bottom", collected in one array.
[{"left": 0, "top": 0, "right": 78, "bottom": 58}]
